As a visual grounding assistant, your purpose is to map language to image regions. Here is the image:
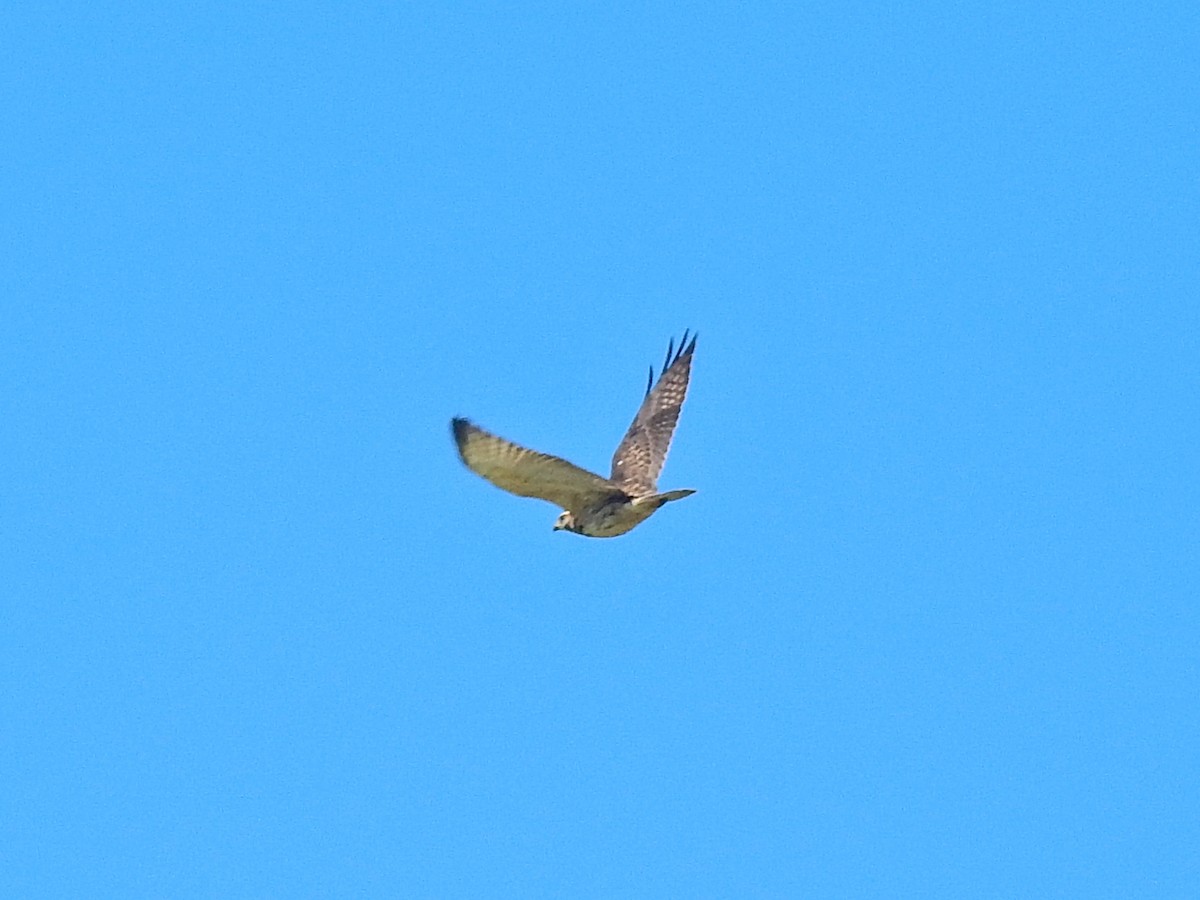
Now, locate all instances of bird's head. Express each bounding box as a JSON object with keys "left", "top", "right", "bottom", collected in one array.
[{"left": 553, "top": 511, "right": 578, "bottom": 533}]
